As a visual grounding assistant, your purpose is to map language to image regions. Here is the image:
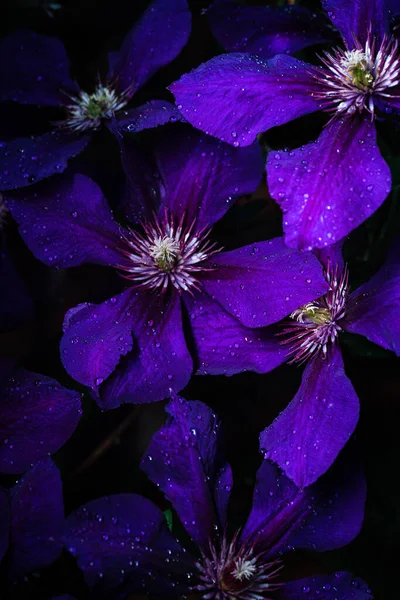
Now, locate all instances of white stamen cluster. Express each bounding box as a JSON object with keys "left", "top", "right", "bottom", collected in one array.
[
  {"left": 313, "top": 32, "right": 400, "bottom": 118},
  {"left": 281, "top": 263, "right": 349, "bottom": 364},
  {"left": 195, "top": 532, "right": 282, "bottom": 600},
  {"left": 118, "top": 211, "right": 220, "bottom": 294},
  {"left": 64, "top": 84, "right": 129, "bottom": 132}
]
